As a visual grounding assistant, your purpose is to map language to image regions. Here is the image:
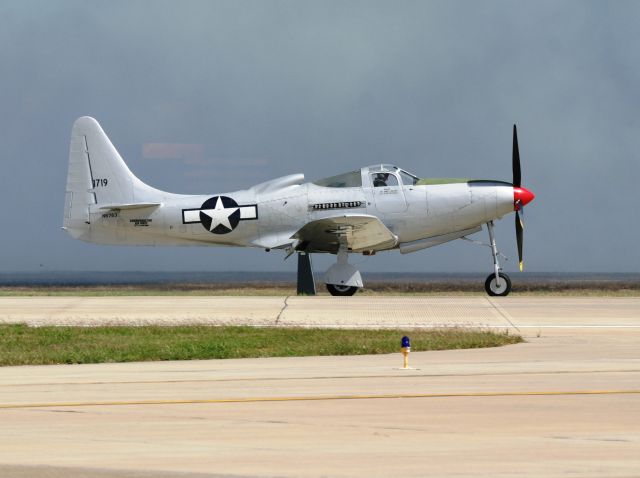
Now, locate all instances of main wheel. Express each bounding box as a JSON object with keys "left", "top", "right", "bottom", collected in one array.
[
  {"left": 484, "top": 272, "right": 512, "bottom": 296},
  {"left": 326, "top": 284, "right": 358, "bottom": 296}
]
